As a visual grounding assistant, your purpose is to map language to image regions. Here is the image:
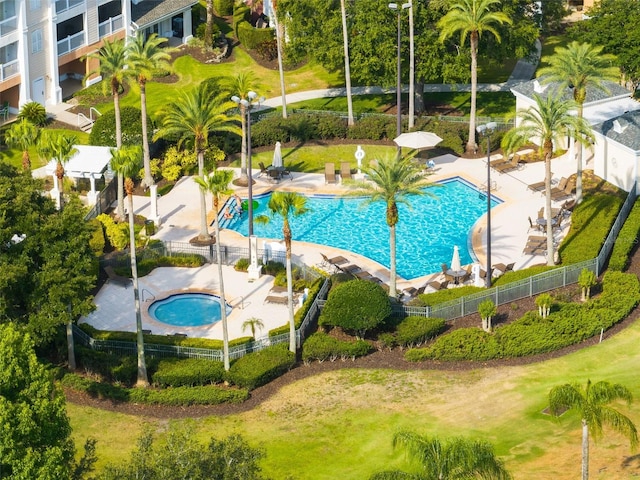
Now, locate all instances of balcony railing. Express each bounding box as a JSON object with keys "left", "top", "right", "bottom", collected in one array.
[
  {"left": 55, "top": 0, "right": 84, "bottom": 14},
  {"left": 0, "top": 16, "right": 16, "bottom": 37},
  {"left": 0, "top": 59, "right": 18, "bottom": 81},
  {"left": 57, "top": 31, "right": 84, "bottom": 55},
  {"left": 98, "top": 14, "right": 123, "bottom": 38}
]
